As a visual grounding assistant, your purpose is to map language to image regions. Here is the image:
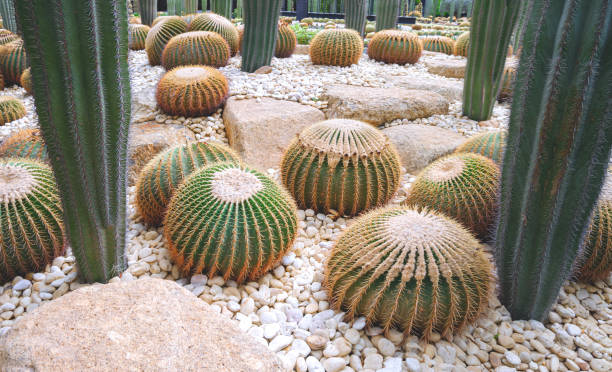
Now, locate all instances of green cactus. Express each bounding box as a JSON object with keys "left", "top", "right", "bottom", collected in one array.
[
  {"left": 145, "top": 16, "right": 187, "bottom": 66},
  {"left": 241, "top": 0, "right": 282, "bottom": 72},
  {"left": 454, "top": 31, "right": 469, "bottom": 56},
  {"left": 281, "top": 119, "right": 401, "bottom": 217},
  {"left": 422, "top": 36, "right": 455, "bottom": 55},
  {"left": 310, "top": 29, "right": 364, "bottom": 67},
  {"left": 345, "top": 0, "right": 368, "bottom": 37},
  {"left": 0, "top": 40, "right": 27, "bottom": 85},
  {"left": 376, "top": 0, "right": 400, "bottom": 31},
  {"left": 211, "top": 0, "right": 233, "bottom": 20},
  {"left": 455, "top": 131, "right": 506, "bottom": 166},
  {"left": 275, "top": 22, "right": 297, "bottom": 58},
  {"left": 367, "top": 30, "right": 422, "bottom": 65},
  {"left": 0, "top": 128, "right": 48, "bottom": 161},
  {"left": 325, "top": 206, "right": 493, "bottom": 339},
  {"left": 189, "top": 12, "right": 239, "bottom": 56},
  {"left": 167, "top": 0, "right": 186, "bottom": 16},
  {"left": 0, "top": 0, "right": 16, "bottom": 34},
  {"left": 128, "top": 23, "right": 150, "bottom": 50},
  {"left": 0, "top": 95, "right": 26, "bottom": 125},
  {"left": 185, "top": 0, "right": 198, "bottom": 14},
  {"left": 162, "top": 31, "right": 230, "bottom": 69},
  {"left": 164, "top": 162, "right": 298, "bottom": 283},
  {"left": 136, "top": 141, "right": 240, "bottom": 226}
]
